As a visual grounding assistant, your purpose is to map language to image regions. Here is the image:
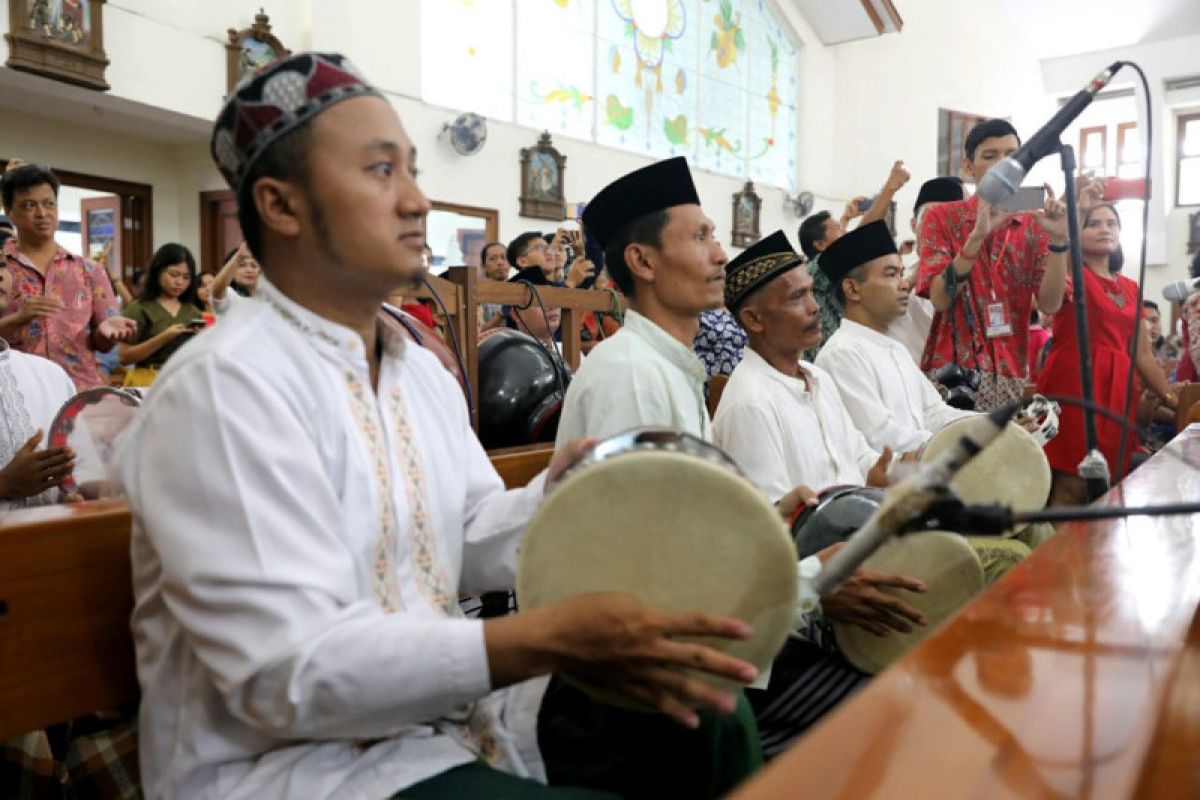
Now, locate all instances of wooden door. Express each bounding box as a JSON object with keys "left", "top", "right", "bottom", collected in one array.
[{"left": 199, "top": 190, "right": 241, "bottom": 272}]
